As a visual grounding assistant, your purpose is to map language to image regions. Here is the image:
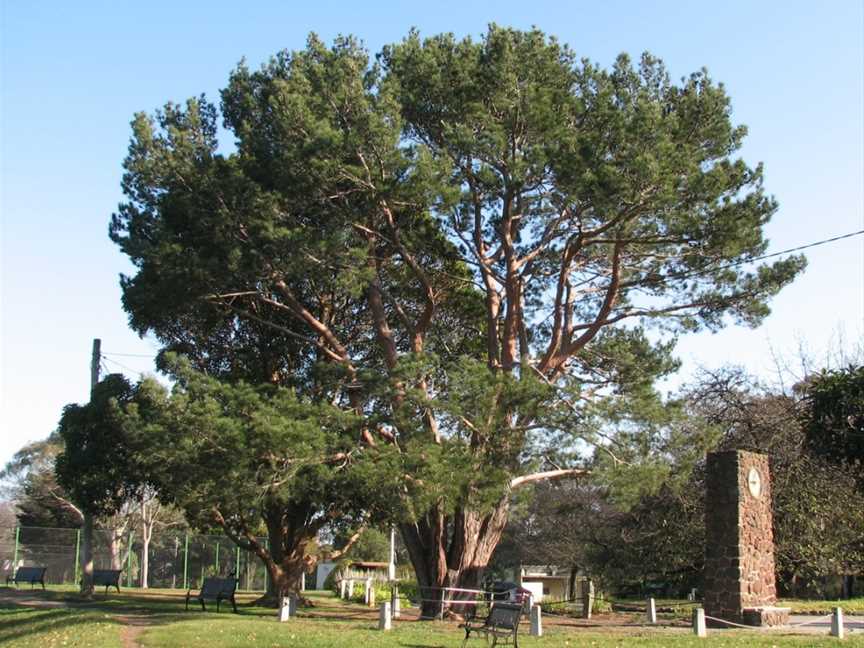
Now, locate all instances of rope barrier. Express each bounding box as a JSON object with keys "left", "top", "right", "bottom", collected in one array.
[
  {"left": 703, "top": 615, "right": 763, "bottom": 629},
  {"left": 704, "top": 613, "right": 834, "bottom": 630}
]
